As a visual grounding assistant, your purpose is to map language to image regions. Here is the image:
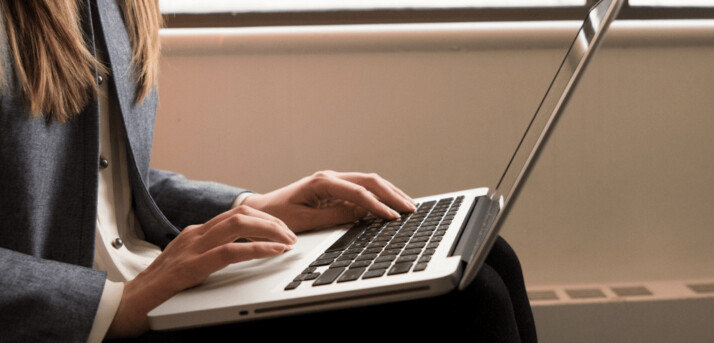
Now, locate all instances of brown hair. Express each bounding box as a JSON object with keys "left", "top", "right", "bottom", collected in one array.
[{"left": 0, "top": 0, "right": 162, "bottom": 122}]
